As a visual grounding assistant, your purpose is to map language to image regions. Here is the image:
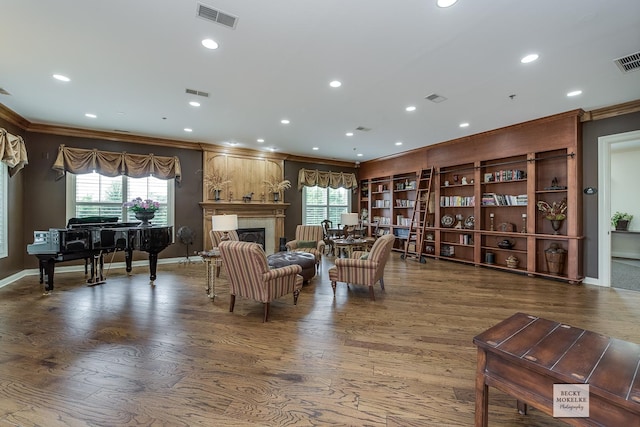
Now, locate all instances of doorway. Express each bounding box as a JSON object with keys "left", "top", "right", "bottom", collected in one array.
[{"left": 598, "top": 129, "right": 640, "bottom": 288}]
